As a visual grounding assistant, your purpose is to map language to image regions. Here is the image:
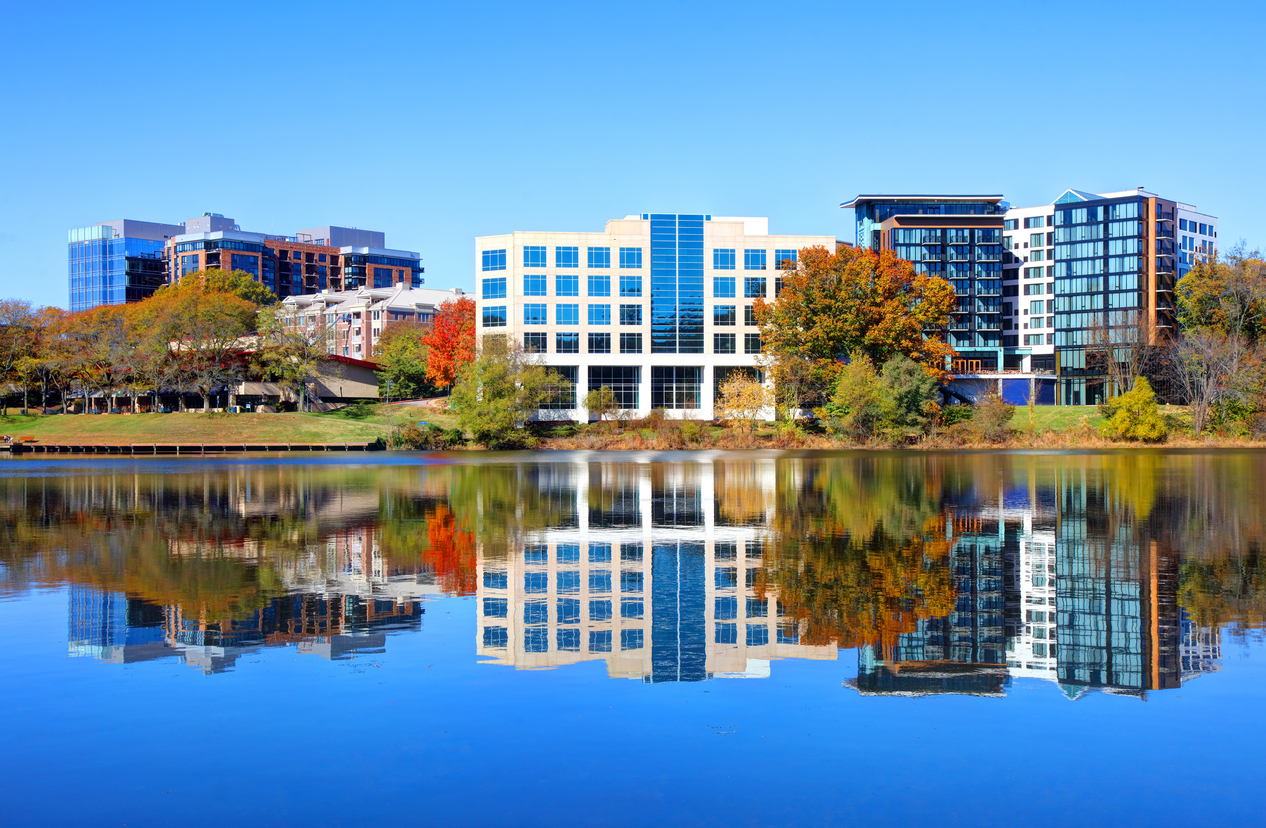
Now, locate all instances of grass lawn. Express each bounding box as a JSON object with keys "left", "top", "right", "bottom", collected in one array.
[
  {"left": 1012, "top": 404, "right": 1191, "bottom": 436},
  {"left": 0, "top": 411, "right": 390, "bottom": 444}
]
